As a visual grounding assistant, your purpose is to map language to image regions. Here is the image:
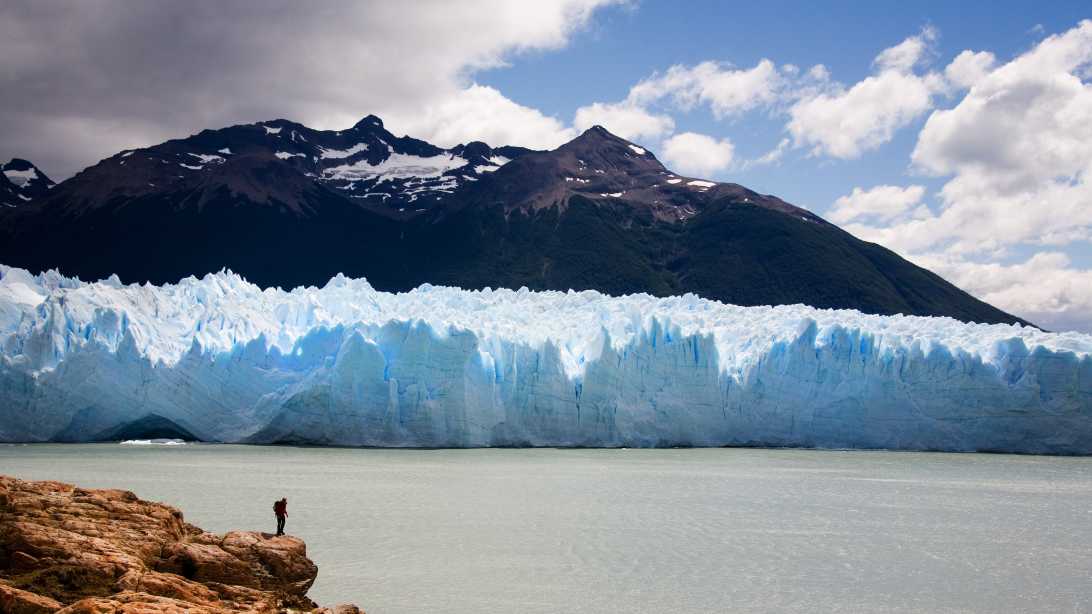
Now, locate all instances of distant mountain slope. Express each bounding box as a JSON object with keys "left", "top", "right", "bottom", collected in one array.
[{"left": 0, "top": 117, "right": 1028, "bottom": 326}]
